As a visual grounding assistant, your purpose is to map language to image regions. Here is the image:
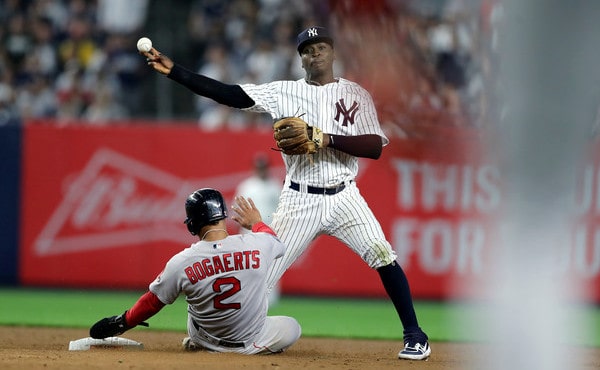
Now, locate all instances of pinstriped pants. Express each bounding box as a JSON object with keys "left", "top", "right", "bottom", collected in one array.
[{"left": 265, "top": 181, "right": 397, "bottom": 290}]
